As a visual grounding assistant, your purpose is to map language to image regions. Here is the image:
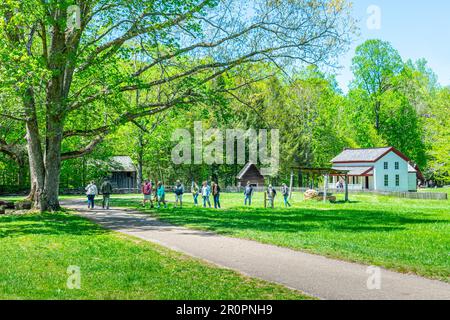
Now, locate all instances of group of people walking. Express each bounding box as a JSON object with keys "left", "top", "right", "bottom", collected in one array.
[
  {"left": 247, "top": 182, "right": 292, "bottom": 208},
  {"left": 85, "top": 179, "right": 113, "bottom": 210},
  {"left": 85, "top": 178, "right": 293, "bottom": 210},
  {"left": 159, "top": 180, "right": 222, "bottom": 209}
]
